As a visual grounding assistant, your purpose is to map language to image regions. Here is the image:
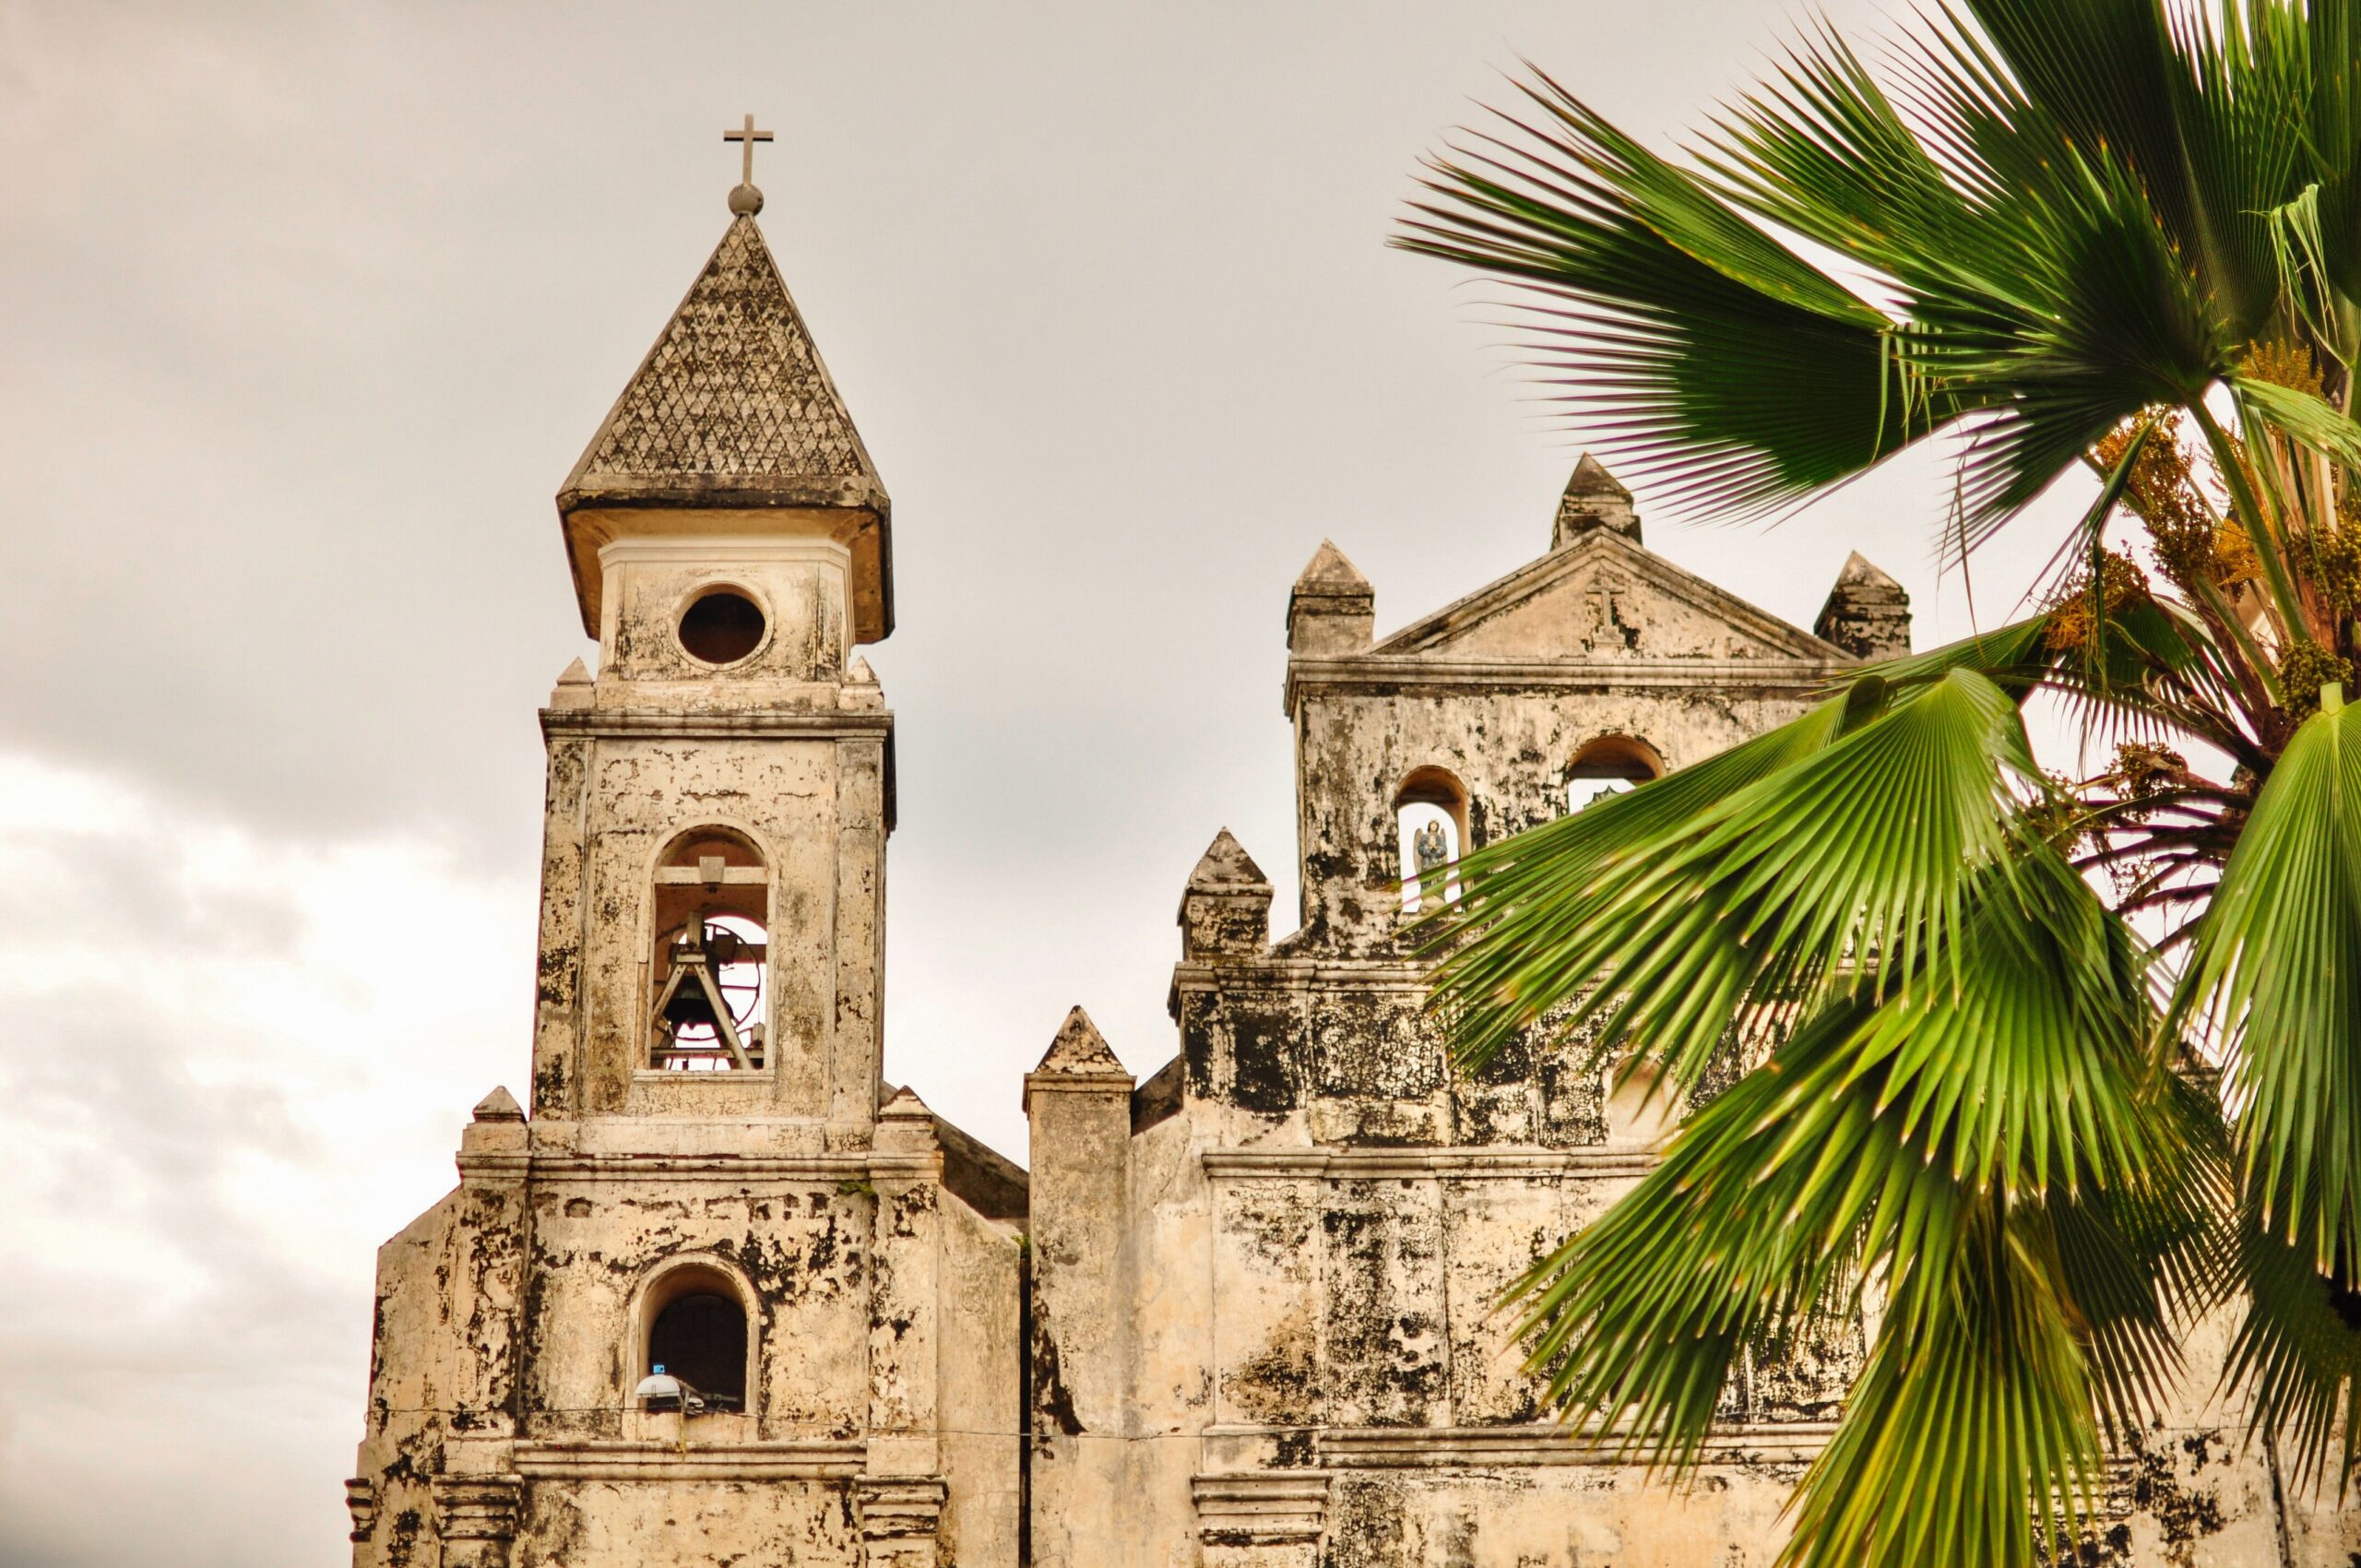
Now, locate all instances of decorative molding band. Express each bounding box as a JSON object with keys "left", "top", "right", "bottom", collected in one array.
[
  {"left": 430, "top": 1474, "right": 525, "bottom": 1538},
  {"left": 1204, "top": 1146, "right": 1658, "bottom": 1182},
  {"left": 541, "top": 708, "right": 894, "bottom": 740},
  {"left": 1319, "top": 1421, "right": 1836, "bottom": 1468},
  {"left": 457, "top": 1151, "right": 941, "bottom": 1185},
  {"left": 856, "top": 1475, "right": 948, "bottom": 1536},
  {"left": 597, "top": 535, "right": 854, "bottom": 570},
  {"left": 856, "top": 1476, "right": 948, "bottom": 1568},
  {"left": 1287, "top": 656, "right": 1852, "bottom": 696},
  {"left": 343, "top": 1477, "right": 377, "bottom": 1542},
  {"left": 1169, "top": 961, "right": 1429, "bottom": 998},
  {"left": 512, "top": 1439, "right": 866, "bottom": 1481},
  {"left": 1192, "top": 1471, "right": 1333, "bottom": 1546},
  {"left": 1023, "top": 1071, "right": 1139, "bottom": 1108}
]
